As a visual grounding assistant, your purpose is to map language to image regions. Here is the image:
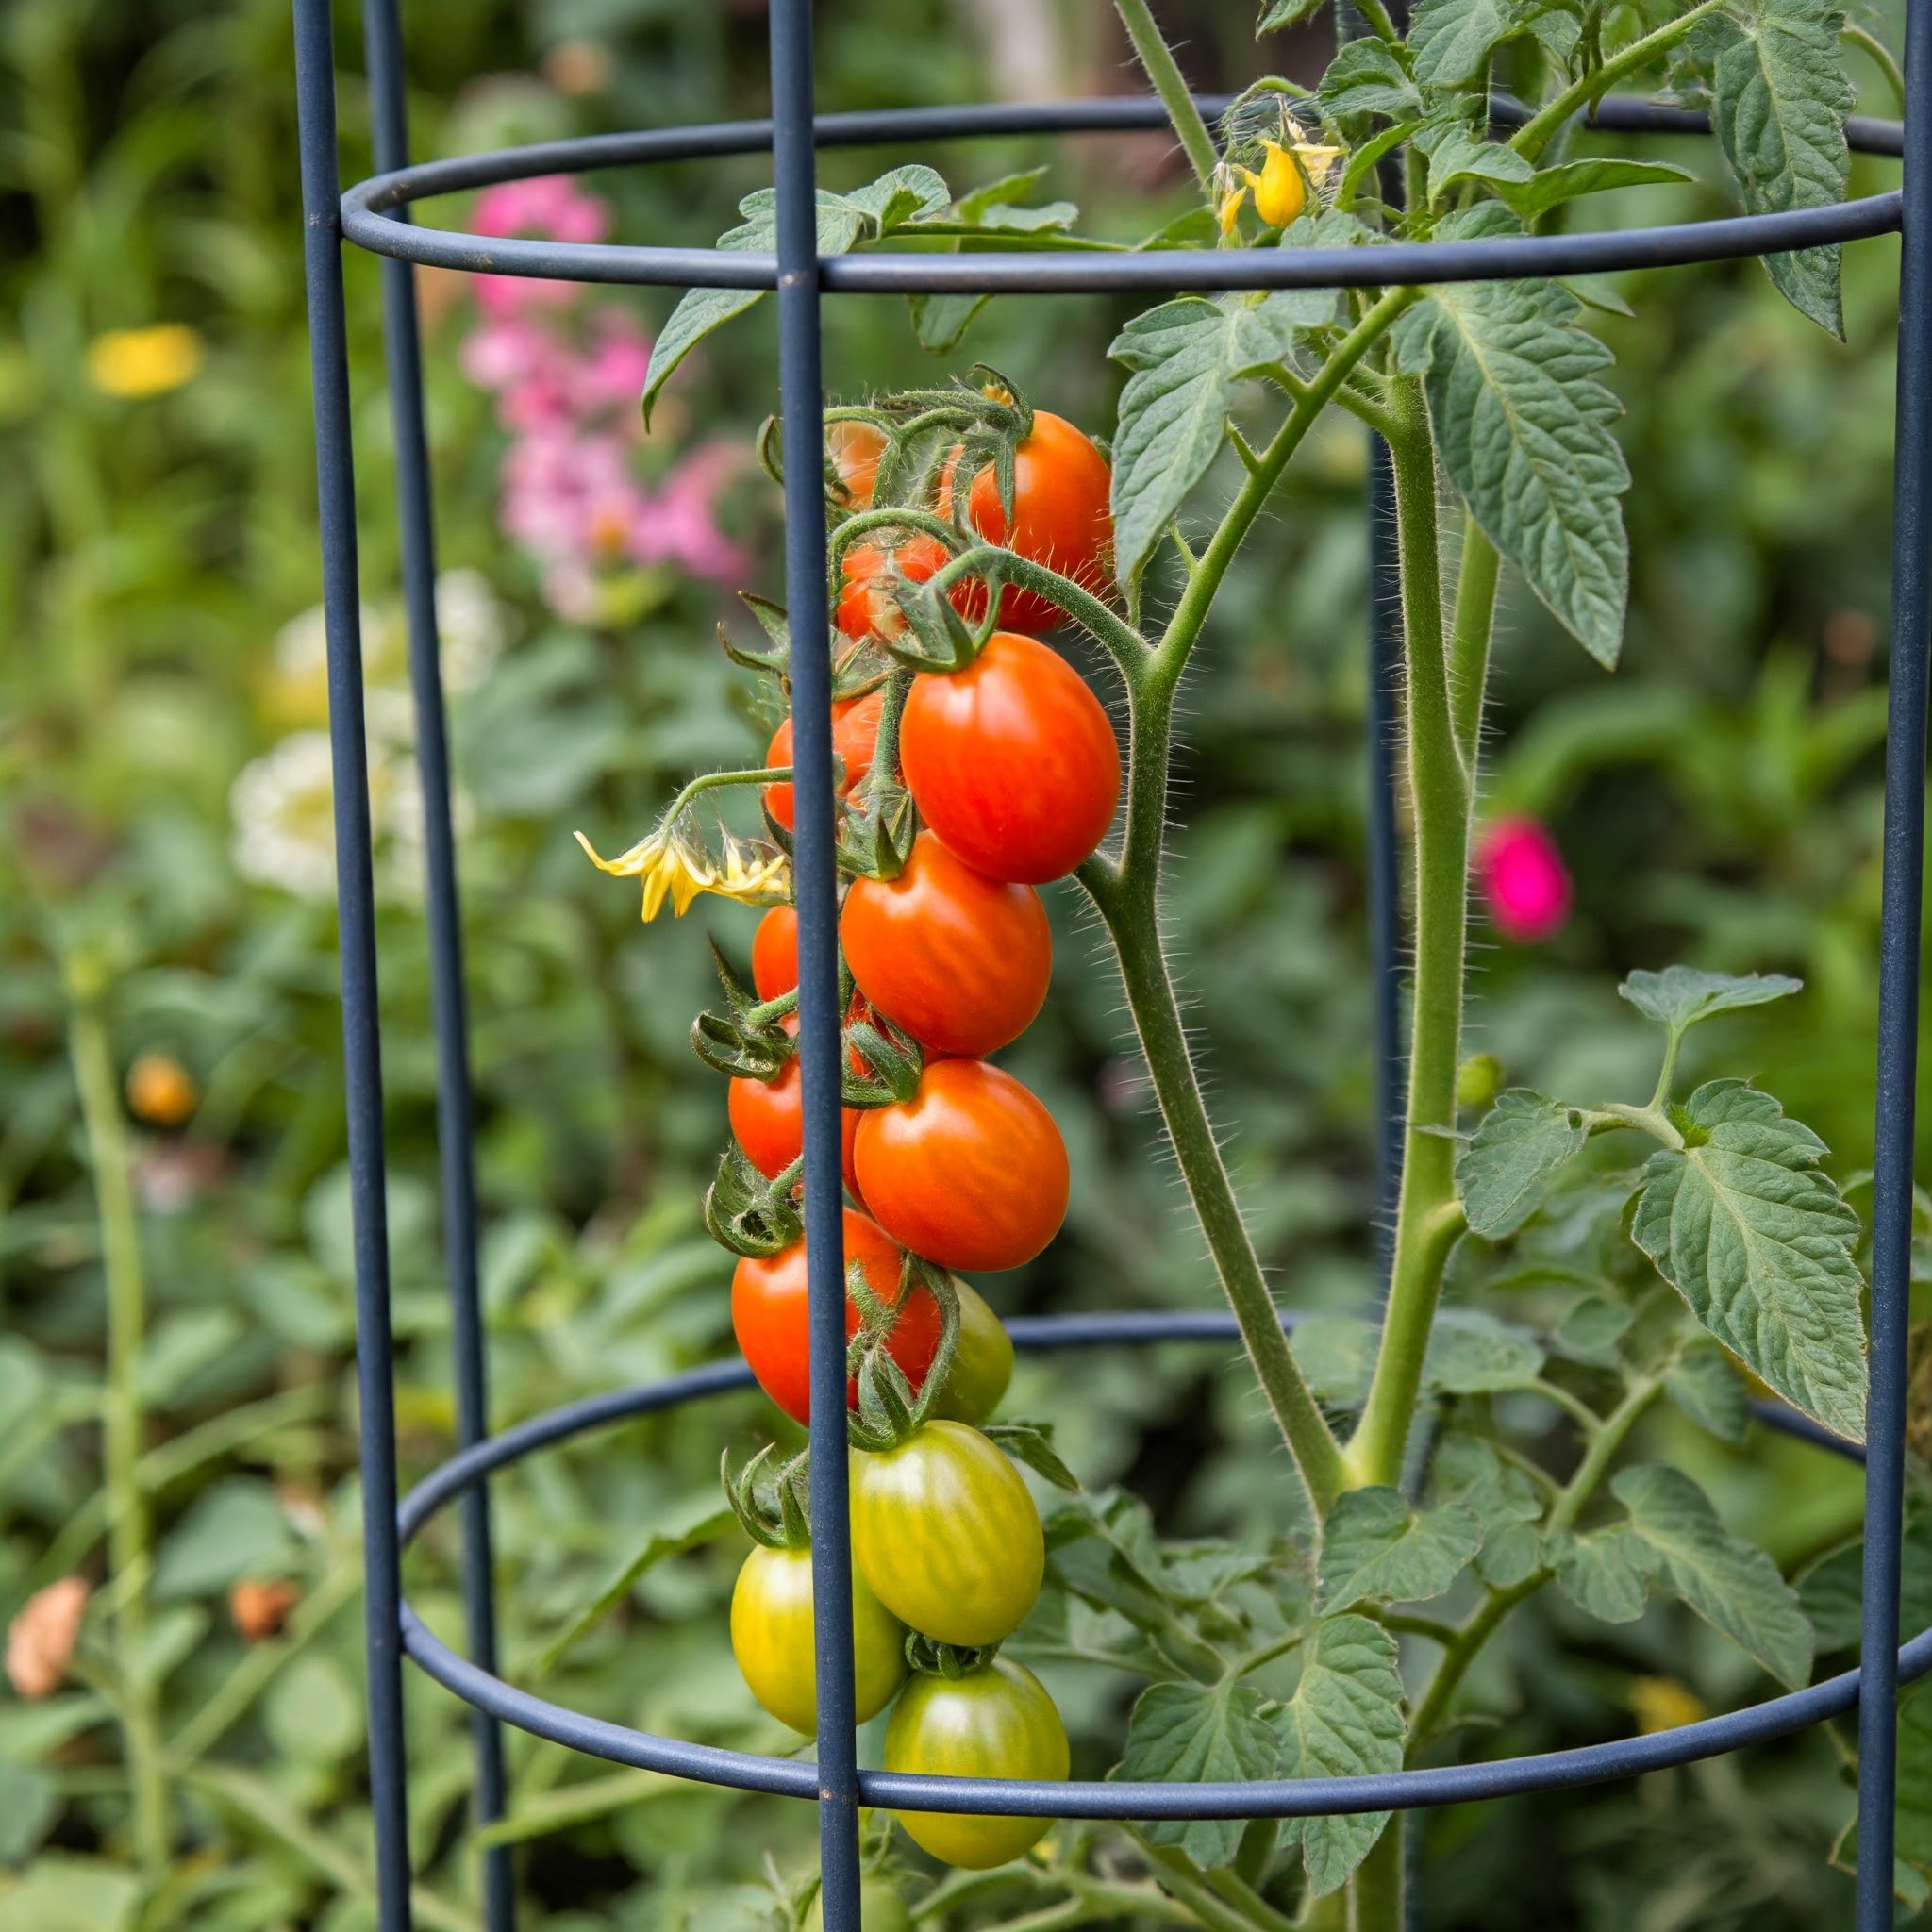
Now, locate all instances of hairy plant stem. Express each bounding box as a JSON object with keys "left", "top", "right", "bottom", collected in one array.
[
  {"left": 1349, "top": 1823, "right": 1405, "bottom": 1932},
  {"left": 1407, "top": 1374, "right": 1666, "bottom": 1746},
  {"left": 1111, "top": 0, "right": 1222, "bottom": 192},
  {"left": 1508, "top": 0, "right": 1724, "bottom": 161},
  {"left": 1344, "top": 382, "right": 1473, "bottom": 1492},
  {"left": 1447, "top": 516, "right": 1500, "bottom": 764},
  {"left": 67, "top": 958, "right": 170, "bottom": 1882}
]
